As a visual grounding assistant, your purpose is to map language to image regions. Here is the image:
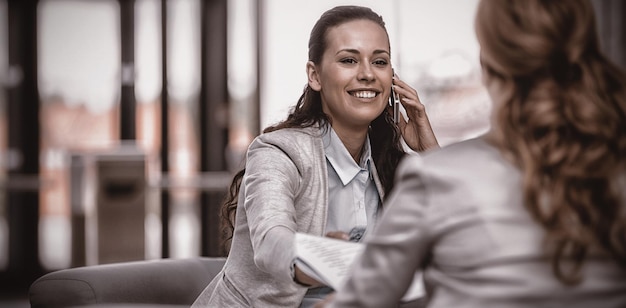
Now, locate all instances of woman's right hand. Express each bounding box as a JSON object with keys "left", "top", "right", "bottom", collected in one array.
[
  {"left": 294, "top": 265, "right": 323, "bottom": 287},
  {"left": 294, "top": 231, "right": 349, "bottom": 287}
]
